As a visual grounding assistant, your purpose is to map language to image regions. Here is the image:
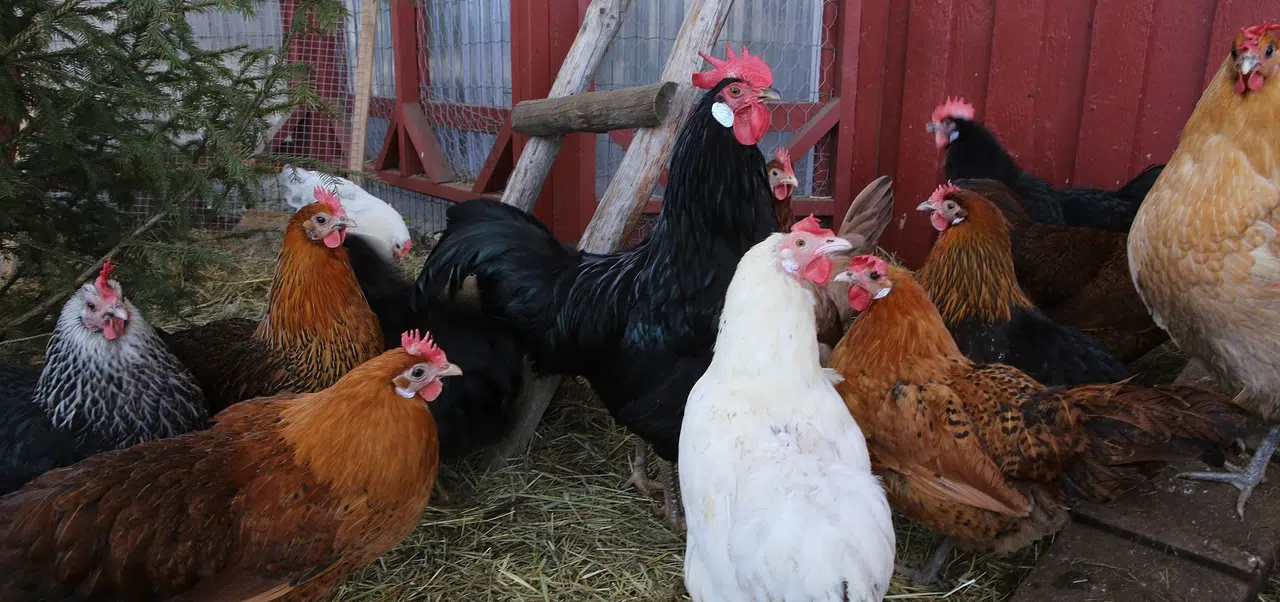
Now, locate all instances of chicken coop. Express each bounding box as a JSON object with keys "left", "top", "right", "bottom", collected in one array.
[{"left": 193, "top": 0, "right": 1272, "bottom": 266}]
